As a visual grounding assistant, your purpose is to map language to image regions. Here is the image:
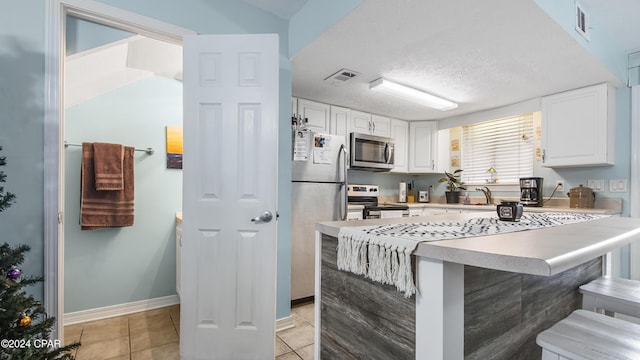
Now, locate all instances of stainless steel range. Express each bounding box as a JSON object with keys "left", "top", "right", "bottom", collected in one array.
[{"left": 348, "top": 184, "right": 409, "bottom": 219}]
